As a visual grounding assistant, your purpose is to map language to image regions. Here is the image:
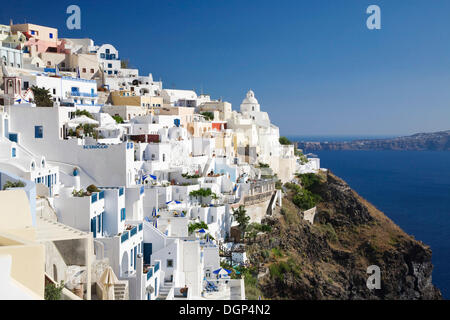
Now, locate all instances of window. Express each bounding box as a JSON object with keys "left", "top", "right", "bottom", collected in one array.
[
  {"left": 31, "top": 30, "right": 35, "bottom": 35},
  {"left": 167, "top": 259, "right": 173, "bottom": 268},
  {"left": 24, "top": 81, "right": 29, "bottom": 90},
  {"left": 82, "top": 68, "right": 86, "bottom": 73},
  {"left": 12, "top": 148, "right": 16, "bottom": 158},
  {"left": 108, "top": 70, "right": 112, "bottom": 75},
  {"left": 34, "top": 126, "right": 43, "bottom": 139},
  {"left": 108, "top": 63, "right": 112, "bottom": 68},
  {"left": 114, "top": 70, "right": 118, "bottom": 74},
  {"left": 90, "top": 68, "right": 94, "bottom": 73},
  {"left": 106, "top": 49, "right": 110, "bottom": 54},
  {"left": 53, "top": 88, "right": 56, "bottom": 94},
  {"left": 49, "top": 33, "right": 53, "bottom": 39},
  {"left": 100, "top": 53, "right": 105, "bottom": 59}
]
